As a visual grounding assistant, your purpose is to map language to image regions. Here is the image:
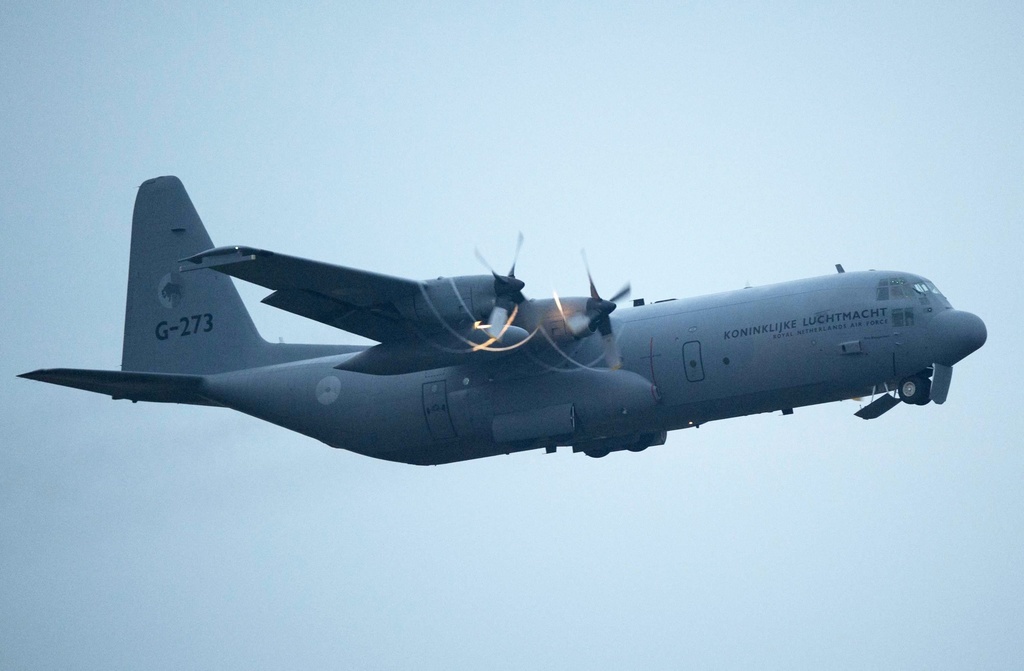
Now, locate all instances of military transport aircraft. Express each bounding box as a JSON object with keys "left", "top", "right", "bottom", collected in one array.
[{"left": 20, "top": 177, "right": 987, "bottom": 464}]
